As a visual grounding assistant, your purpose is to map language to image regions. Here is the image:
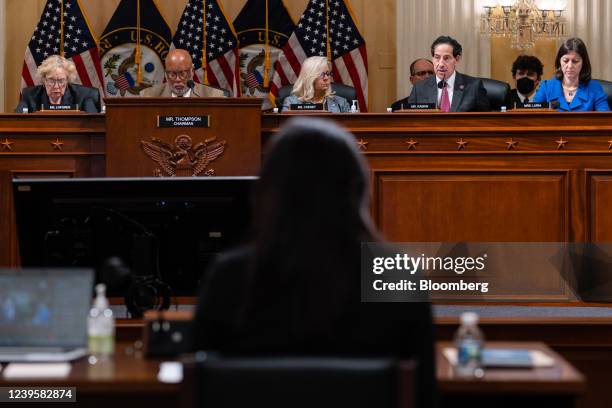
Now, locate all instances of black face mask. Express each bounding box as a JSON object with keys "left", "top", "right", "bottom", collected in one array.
[{"left": 516, "top": 77, "right": 536, "bottom": 95}]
